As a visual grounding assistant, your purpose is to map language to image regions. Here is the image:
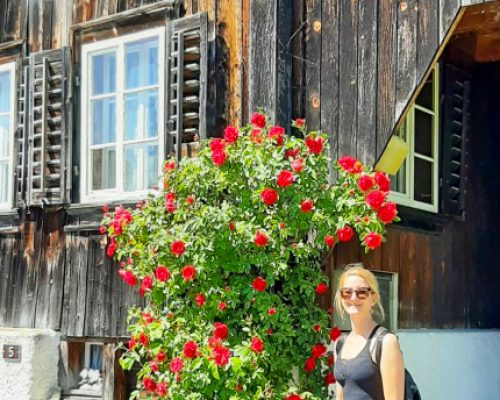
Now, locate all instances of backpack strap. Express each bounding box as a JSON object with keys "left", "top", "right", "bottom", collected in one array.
[
  {"left": 335, "top": 334, "right": 346, "bottom": 358},
  {"left": 371, "top": 327, "right": 390, "bottom": 365}
]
